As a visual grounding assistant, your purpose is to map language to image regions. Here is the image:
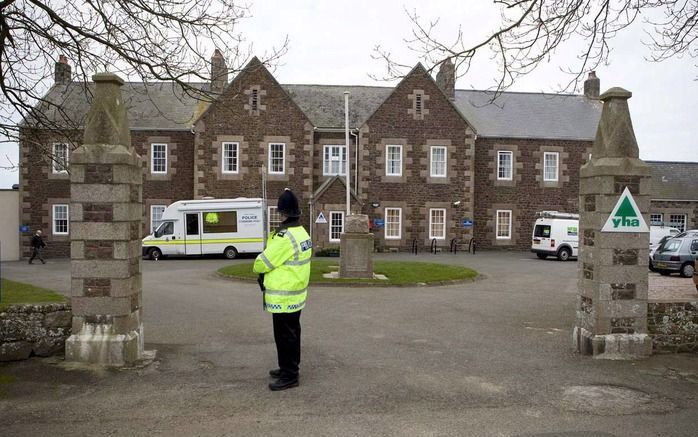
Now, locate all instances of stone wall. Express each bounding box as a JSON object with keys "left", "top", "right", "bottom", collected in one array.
[
  {"left": 474, "top": 137, "right": 591, "bottom": 251},
  {"left": 361, "top": 65, "right": 475, "bottom": 251},
  {"left": 0, "top": 303, "right": 72, "bottom": 361},
  {"left": 18, "top": 128, "right": 195, "bottom": 258},
  {"left": 648, "top": 301, "right": 698, "bottom": 353}
]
